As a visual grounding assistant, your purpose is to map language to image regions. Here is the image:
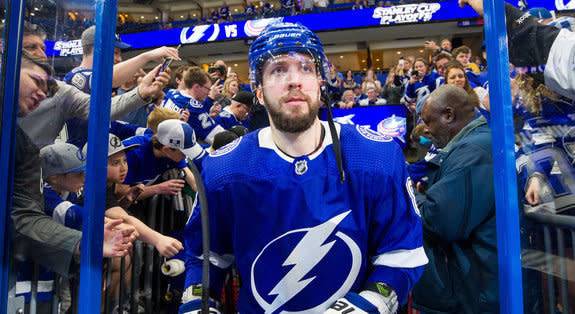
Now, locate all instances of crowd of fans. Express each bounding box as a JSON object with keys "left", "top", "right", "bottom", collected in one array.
[{"left": 4, "top": 0, "right": 575, "bottom": 312}]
